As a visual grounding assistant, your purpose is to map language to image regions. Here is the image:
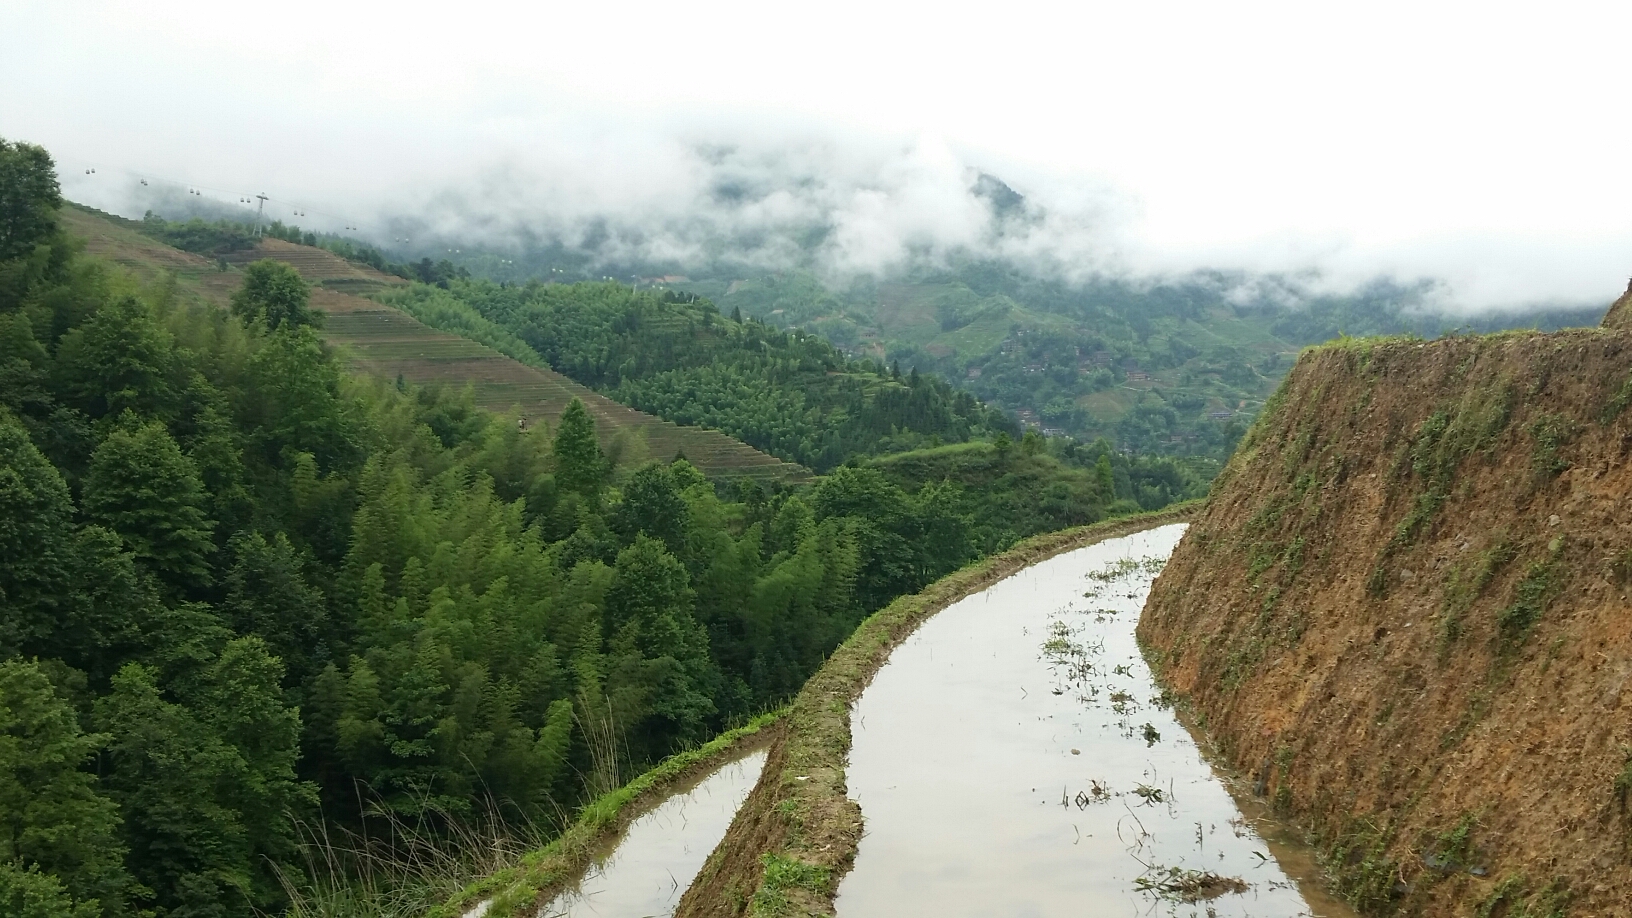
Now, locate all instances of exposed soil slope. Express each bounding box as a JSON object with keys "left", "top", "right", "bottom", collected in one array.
[
  {"left": 221, "top": 235, "right": 409, "bottom": 293},
  {"left": 59, "top": 205, "right": 808, "bottom": 482},
  {"left": 1604, "top": 280, "right": 1632, "bottom": 332},
  {"left": 1139, "top": 320, "right": 1632, "bottom": 916}
]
